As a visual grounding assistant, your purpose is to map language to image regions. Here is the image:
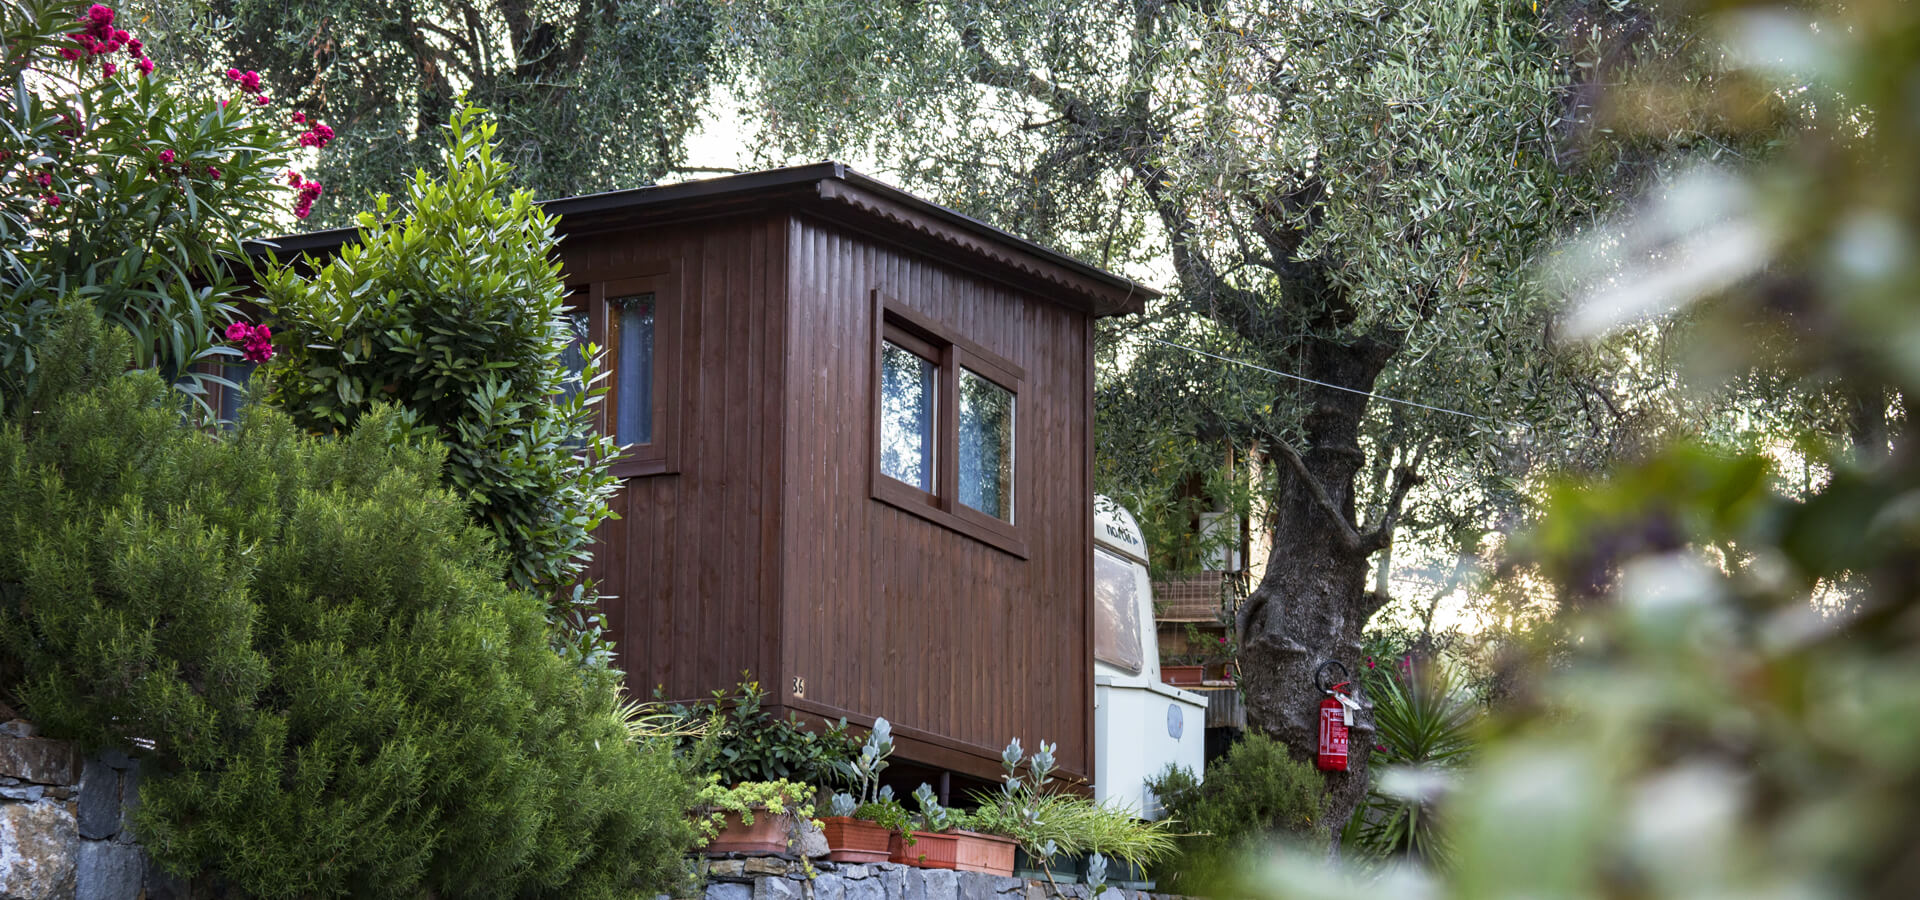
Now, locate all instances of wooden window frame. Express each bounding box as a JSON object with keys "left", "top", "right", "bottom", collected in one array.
[
  {"left": 870, "top": 291, "right": 1027, "bottom": 558},
  {"left": 566, "top": 259, "right": 682, "bottom": 478}
]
